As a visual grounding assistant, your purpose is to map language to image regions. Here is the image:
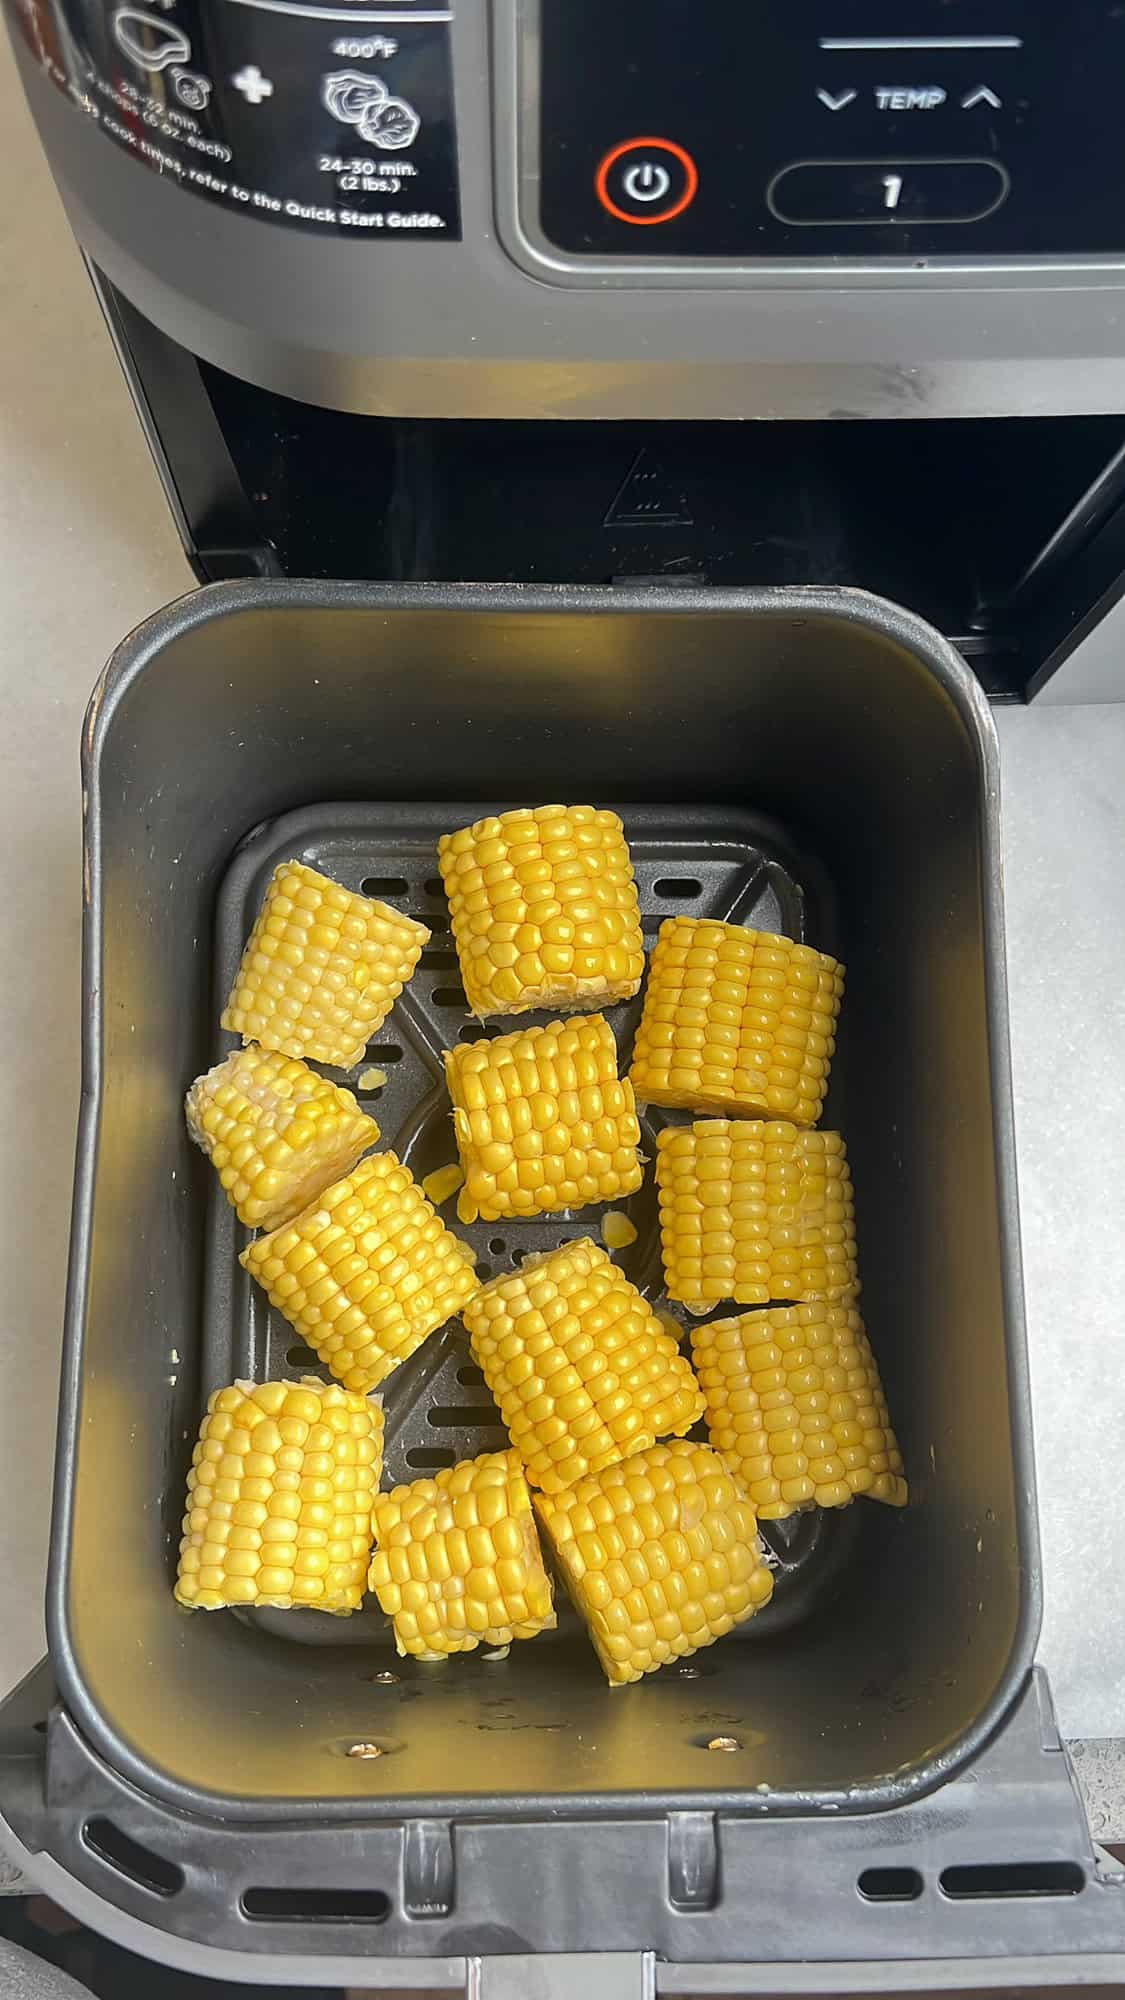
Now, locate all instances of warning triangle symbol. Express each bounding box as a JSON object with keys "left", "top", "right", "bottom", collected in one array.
[{"left": 604, "top": 450, "right": 694, "bottom": 528}]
